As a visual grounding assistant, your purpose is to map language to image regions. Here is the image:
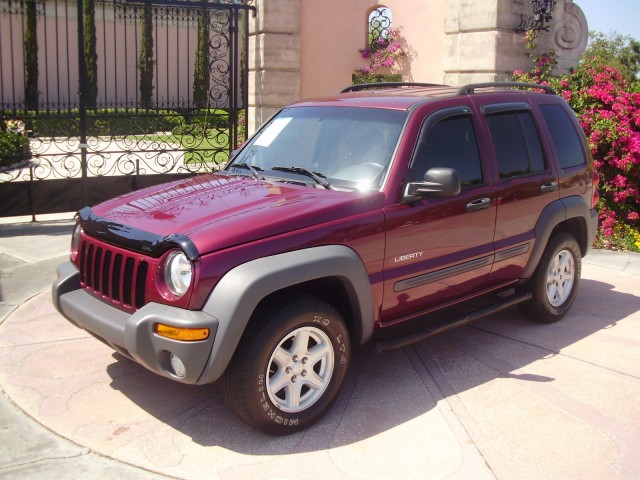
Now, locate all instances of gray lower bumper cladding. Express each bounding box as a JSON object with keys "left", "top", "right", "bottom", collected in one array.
[{"left": 52, "top": 262, "right": 219, "bottom": 385}]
